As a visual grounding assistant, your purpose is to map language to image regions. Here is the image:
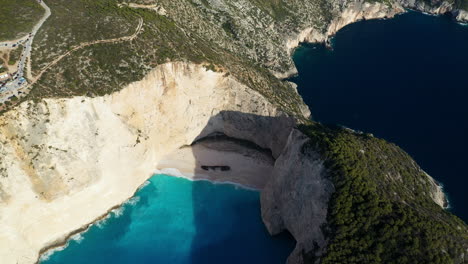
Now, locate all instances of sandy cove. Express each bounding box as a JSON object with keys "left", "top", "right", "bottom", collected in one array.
[
  {"left": 0, "top": 62, "right": 296, "bottom": 264},
  {"left": 157, "top": 137, "right": 275, "bottom": 190},
  {"left": 38, "top": 139, "right": 275, "bottom": 262}
]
